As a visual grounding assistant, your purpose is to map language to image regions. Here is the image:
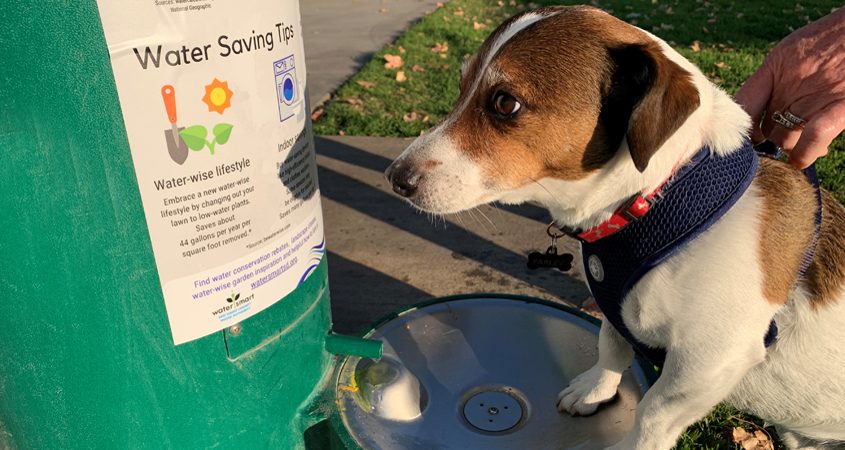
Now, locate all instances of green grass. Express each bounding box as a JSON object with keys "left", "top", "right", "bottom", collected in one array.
[
  {"left": 314, "top": 1, "right": 843, "bottom": 447},
  {"left": 313, "top": 0, "right": 843, "bottom": 201},
  {"left": 679, "top": 403, "right": 781, "bottom": 449}
]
